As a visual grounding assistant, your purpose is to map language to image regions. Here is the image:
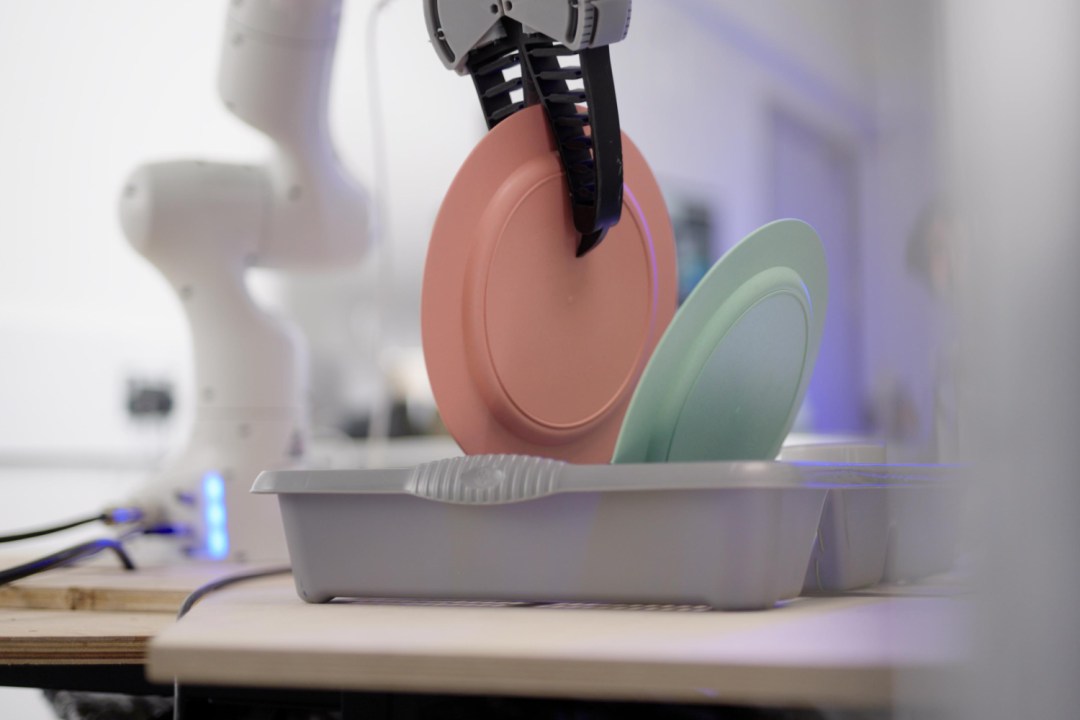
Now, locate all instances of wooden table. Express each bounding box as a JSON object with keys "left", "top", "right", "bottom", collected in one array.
[
  {"left": 148, "top": 577, "right": 965, "bottom": 710},
  {"left": 0, "top": 556, "right": 965, "bottom": 711}
]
